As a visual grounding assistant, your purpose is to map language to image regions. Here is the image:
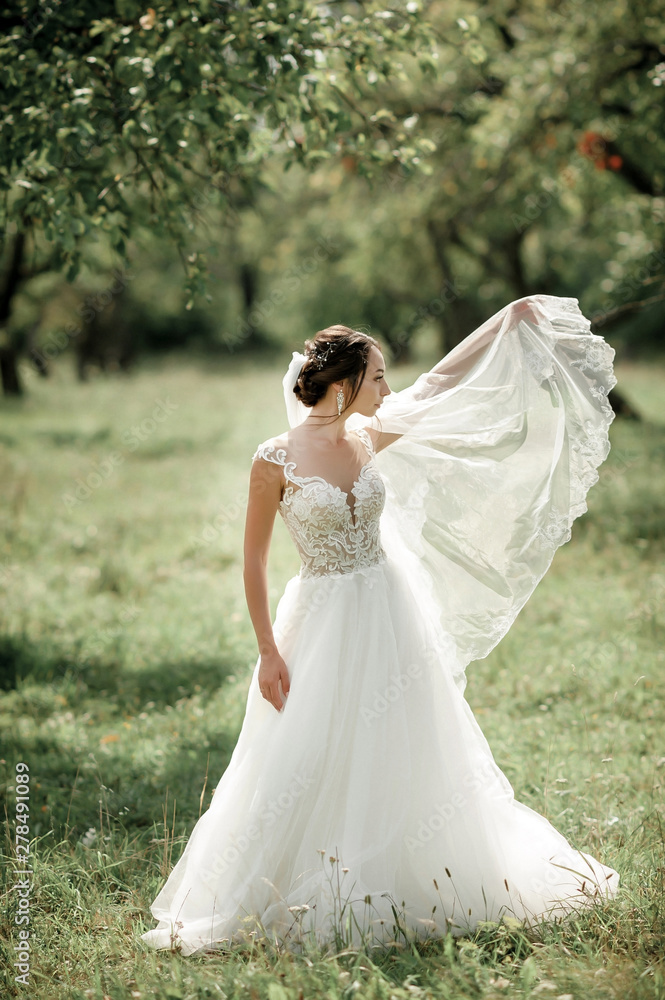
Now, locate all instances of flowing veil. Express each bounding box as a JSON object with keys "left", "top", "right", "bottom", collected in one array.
[{"left": 286, "top": 294, "right": 617, "bottom": 691}]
